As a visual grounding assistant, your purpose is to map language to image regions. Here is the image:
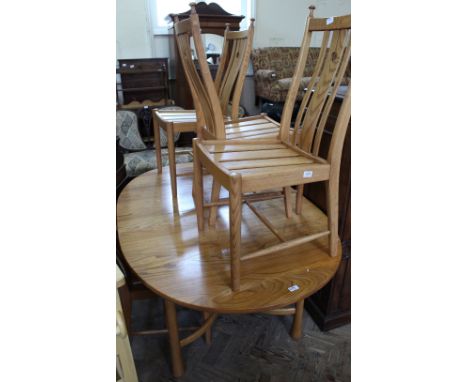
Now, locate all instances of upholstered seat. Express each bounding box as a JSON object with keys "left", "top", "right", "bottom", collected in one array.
[{"left": 277, "top": 76, "right": 312, "bottom": 91}]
